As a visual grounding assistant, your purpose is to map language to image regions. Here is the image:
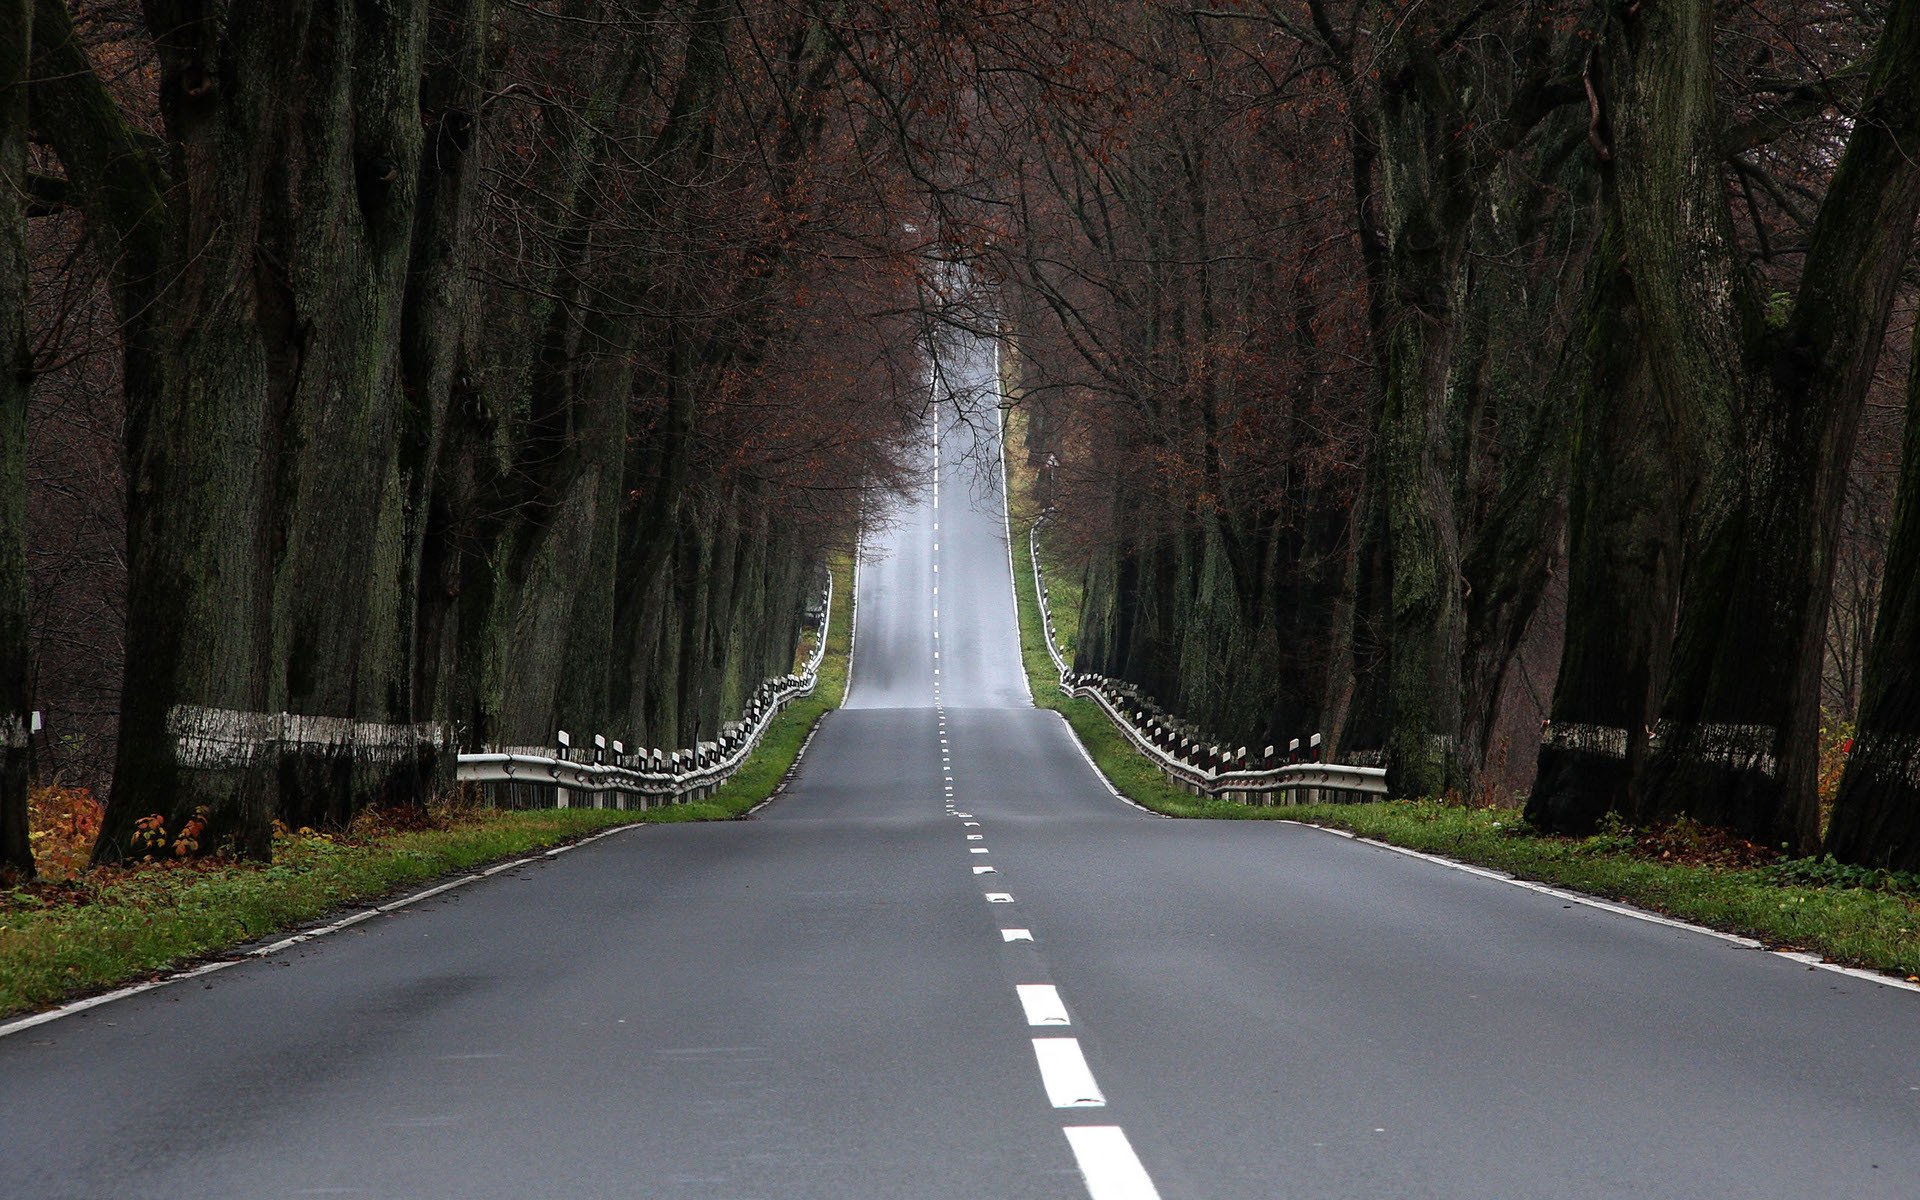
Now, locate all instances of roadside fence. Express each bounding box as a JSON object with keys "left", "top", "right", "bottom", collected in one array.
[
  {"left": 1028, "top": 514, "right": 1384, "bottom": 806},
  {"left": 454, "top": 569, "right": 833, "bottom": 810}
]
